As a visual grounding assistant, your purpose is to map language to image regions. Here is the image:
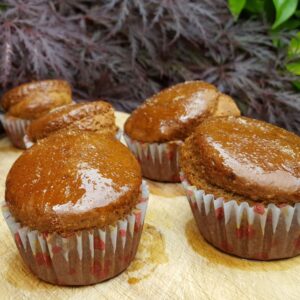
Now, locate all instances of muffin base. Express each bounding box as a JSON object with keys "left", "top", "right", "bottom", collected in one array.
[
  {"left": 0, "top": 114, "right": 31, "bottom": 149},
  {"left": 124, "top": 134, "right": 182, "bottom": 182},
  {"left": 181, "top": 174, "right": 300, "bottom": 260},
  {"left": 2, "top": 181, "right": 149, "bottom": 285}
]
